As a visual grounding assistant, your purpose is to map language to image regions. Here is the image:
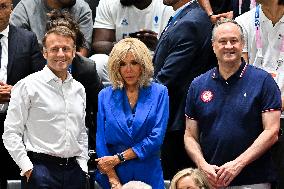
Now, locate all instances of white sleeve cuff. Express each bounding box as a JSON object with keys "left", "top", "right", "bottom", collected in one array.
[{"left": 19, "top": 156, "right": 33, "bottom": 176}]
